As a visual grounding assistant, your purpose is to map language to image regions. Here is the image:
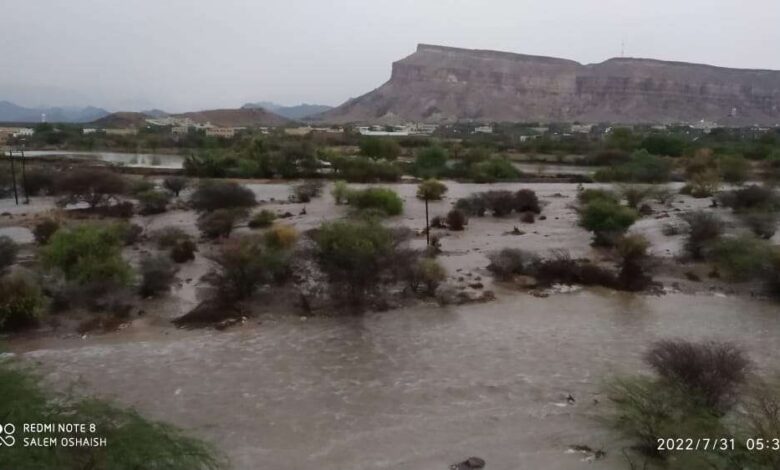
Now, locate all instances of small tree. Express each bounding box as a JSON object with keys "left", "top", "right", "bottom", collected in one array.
[
  {"left": 514, "top": 189, "right": 541, "bottom": 213},
  {"left": 416, "top": 179, "right": 448, "bottom": 201},
  {"left": 446, "top": 209, "right": 467, "bottom": 231},
  {"left": 483, "top": 190, "right": 515, "bottom": 217},
  {"left": 682, "top": 211, "right": 723, "bottom": 260},
  {"left": 163, "top": 176, "right": 189, "bottom": 197},
  {"left": 189, "top": 181, "right": 256, "bottom": 212},
  {"left": 55, "top": 169, "right": 127, "bottom": 208},
  {"left": 579, "top": 199, "right": 638, "bottom": 246},
  {"left": 208, "top": 236, "right": 290, "bottom": 301},
  {"left": 616, "top": 234, "right": 651, "bottom": 291},
  {"left": 312, "top": 220, "right": 394, "bottom": 306},
  {"left": 407, "top": 258, "right": 447, "bottom": 295}
]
